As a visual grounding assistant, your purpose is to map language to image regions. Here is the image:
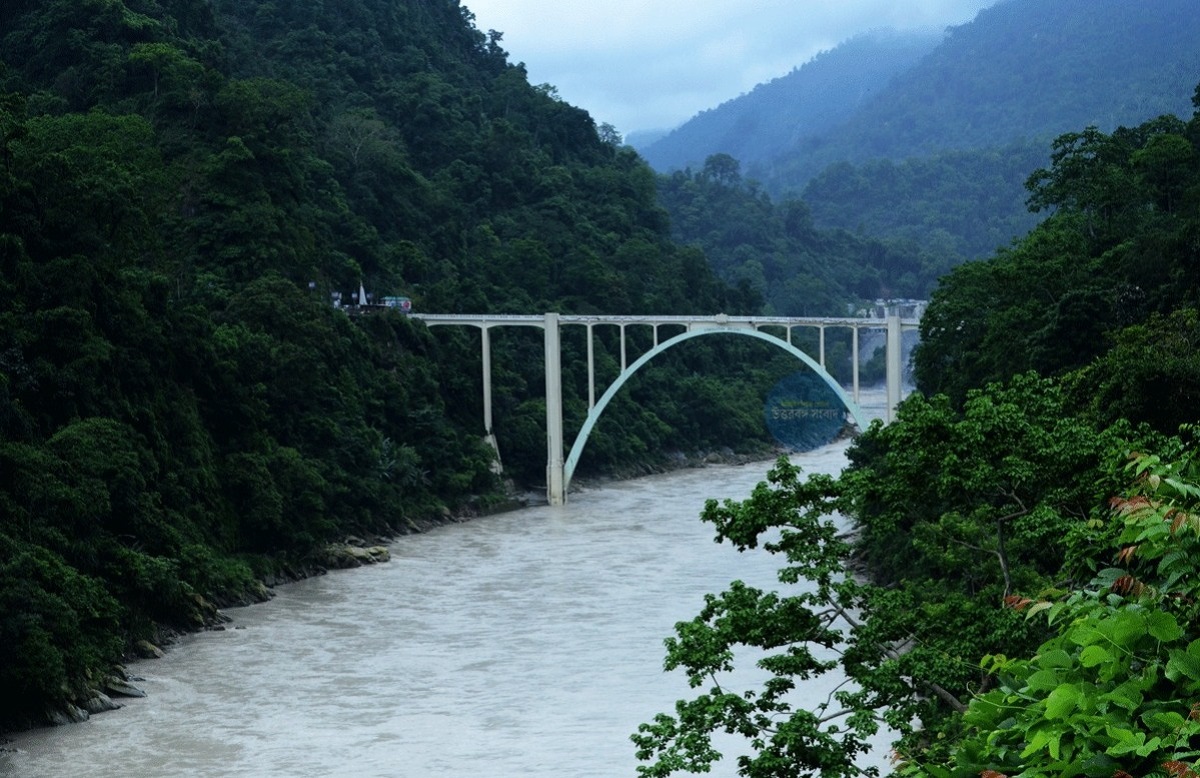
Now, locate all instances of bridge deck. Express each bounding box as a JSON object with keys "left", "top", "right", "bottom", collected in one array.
[{"left": 412, "top": 313, "right": 920, "bottom": 328}]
